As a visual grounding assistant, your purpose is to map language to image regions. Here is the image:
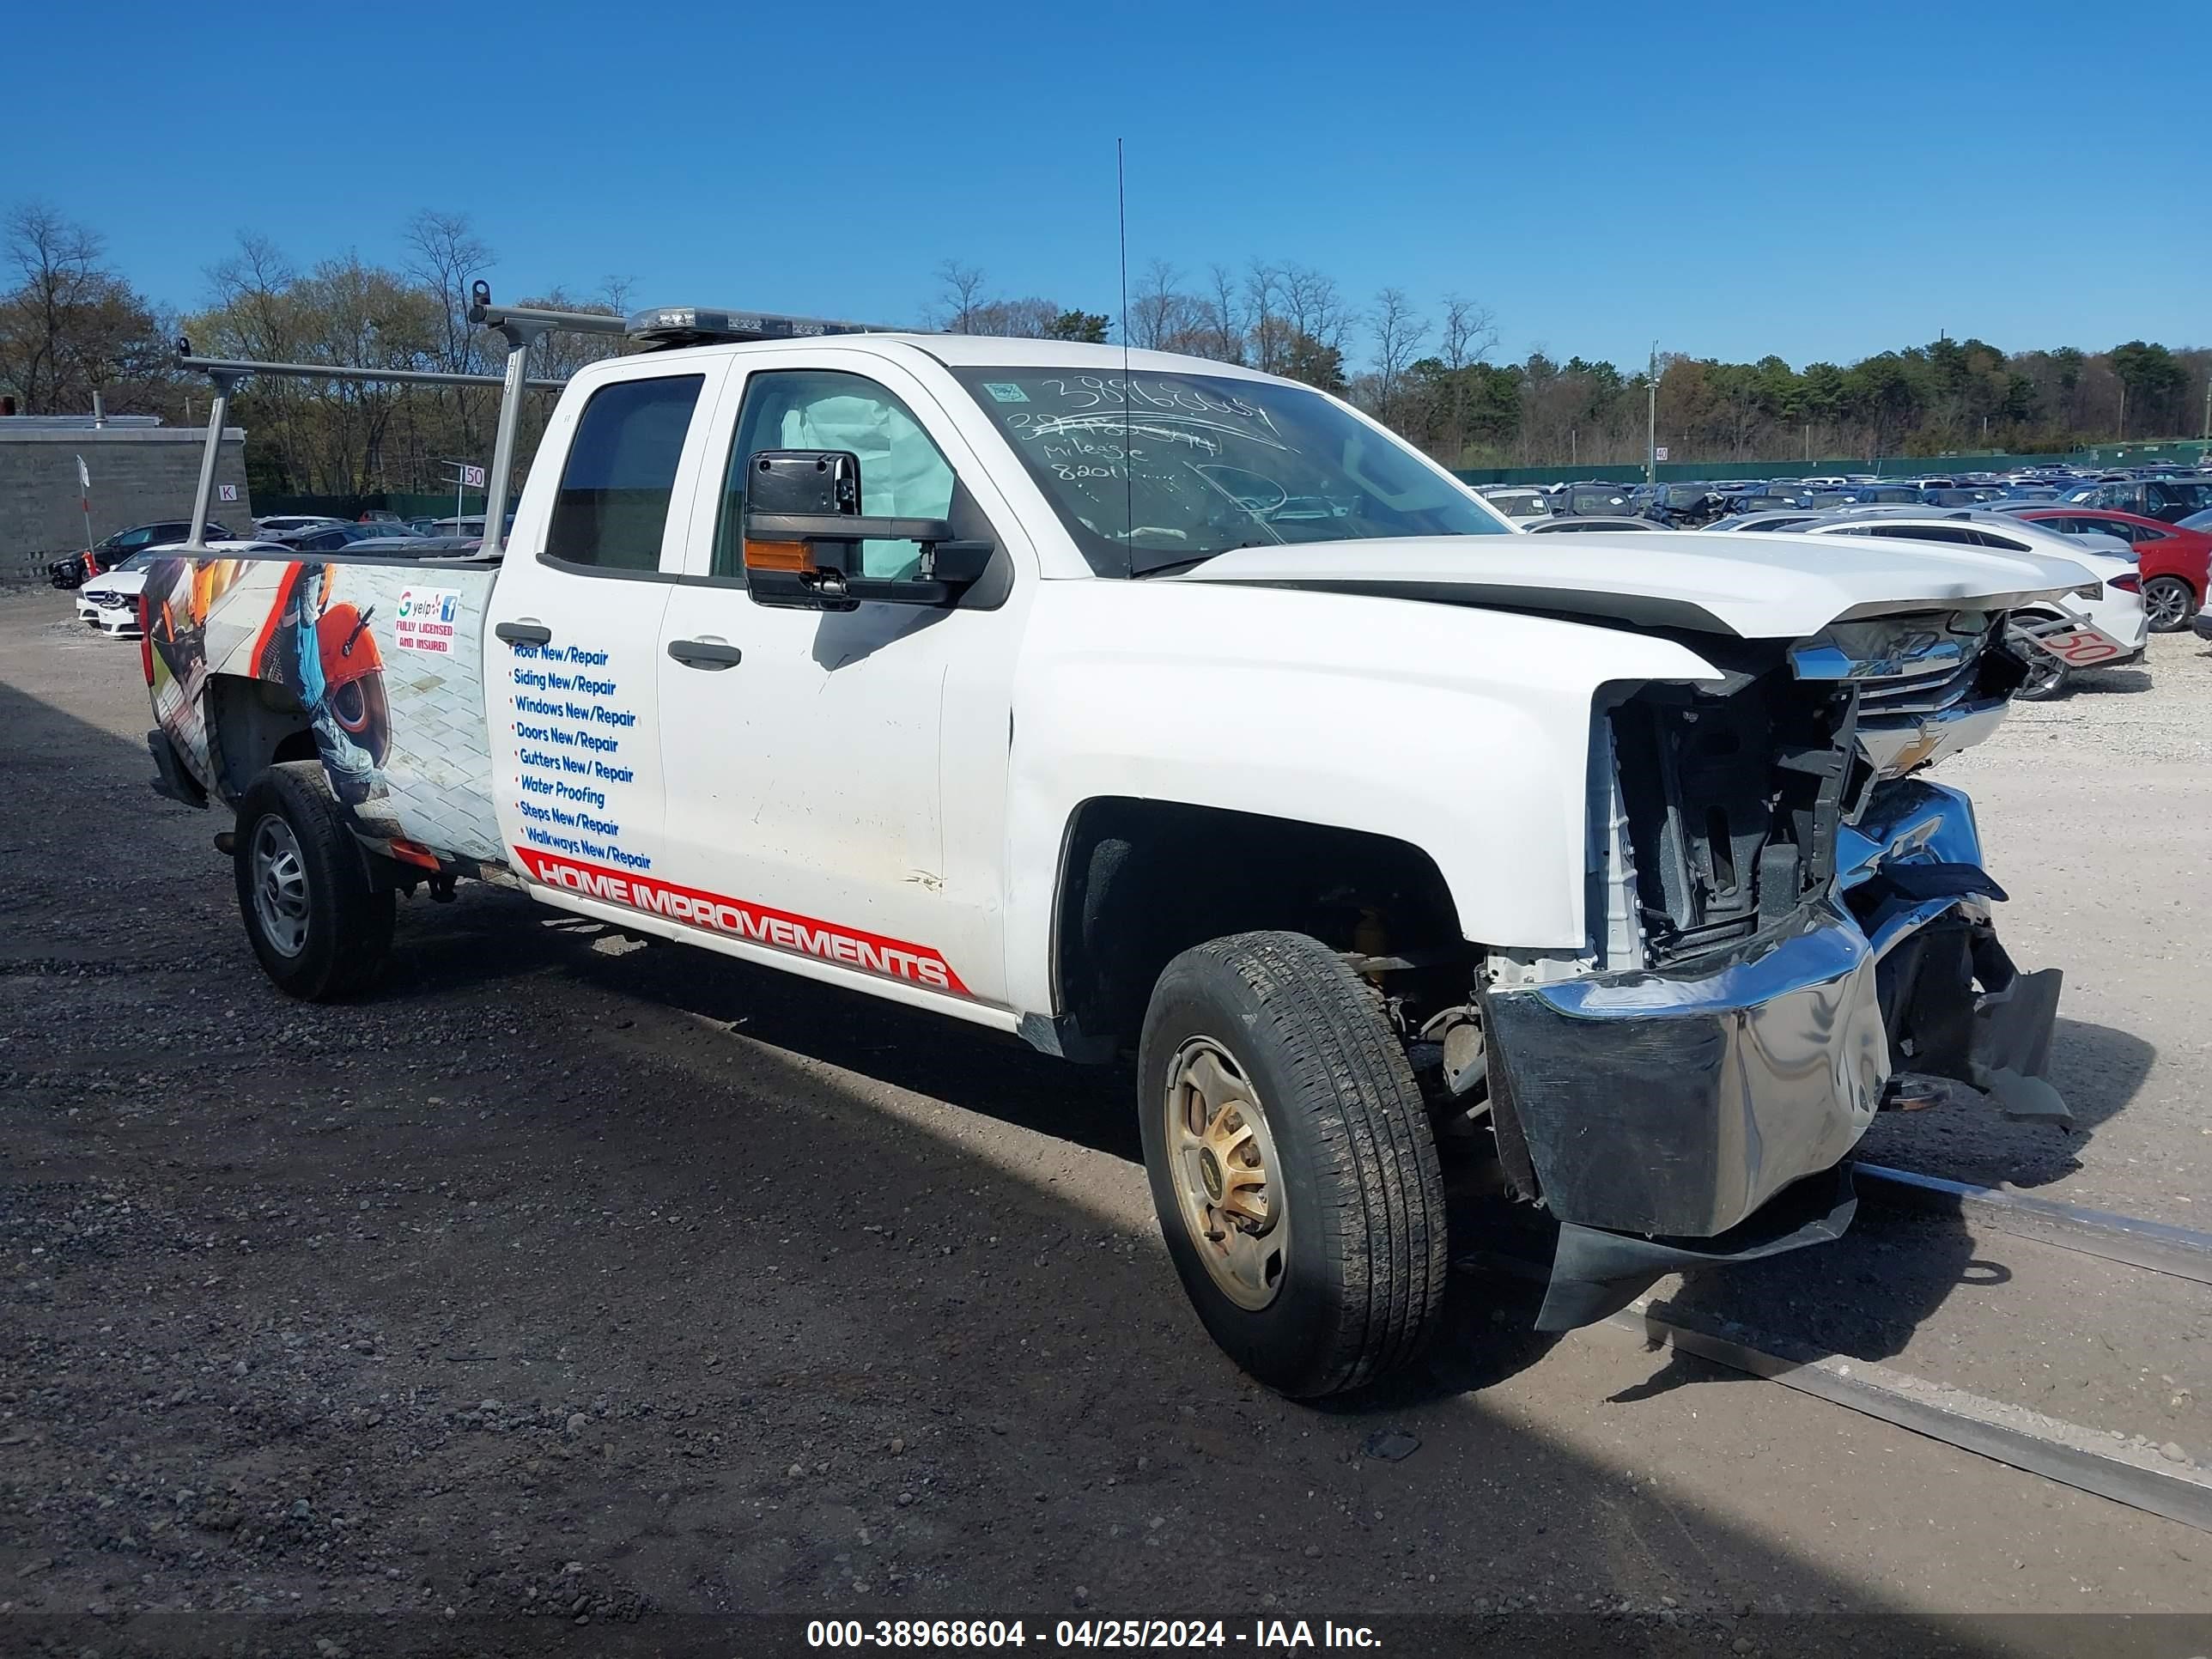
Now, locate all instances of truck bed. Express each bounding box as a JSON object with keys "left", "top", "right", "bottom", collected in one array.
[{"left": 144, "top": 551, "right": 507, "bottom": 867}]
